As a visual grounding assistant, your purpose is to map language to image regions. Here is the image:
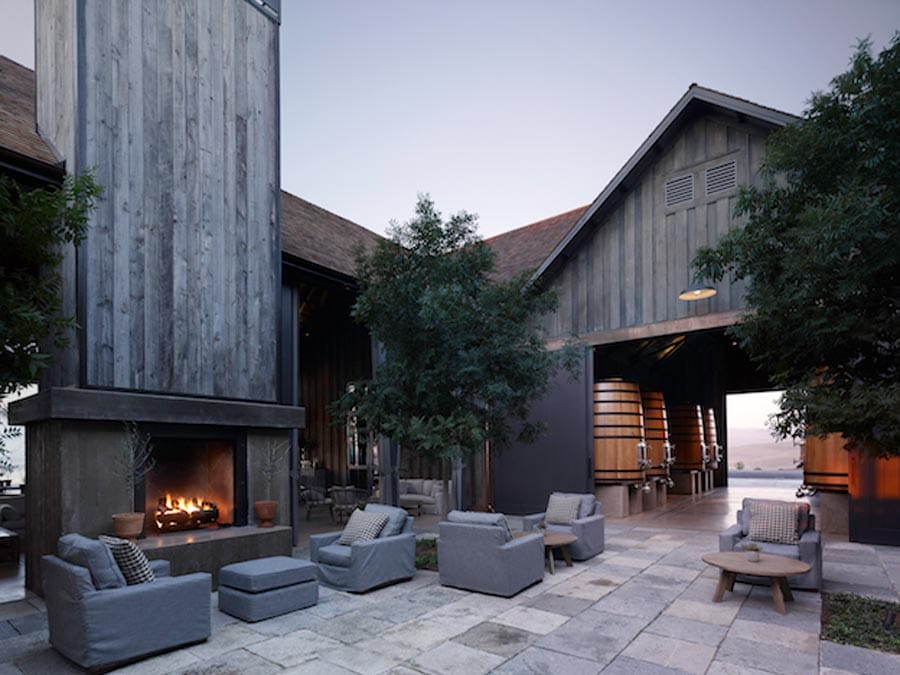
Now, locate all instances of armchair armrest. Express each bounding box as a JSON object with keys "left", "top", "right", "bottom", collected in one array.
[
  {"left": 309, "top": 531, "right": 342, "bottom": 562},
  {"left": 350, "top": 532, "right": 416, "bottom": 579},
  {"left": 499, "top": 532, "right": 542, "bottom": 553},
  {"left": 522, "top": 512, "right": 546, "bottom": 532},
  {"left": 798, "top": 527, "right": 821, "bottom": 558},
  {"left": 719, "top": 523, "right": 743, "bottom": 552},
  {"left": 83, "top": 573, "right": 211, "bottom": 649}
]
